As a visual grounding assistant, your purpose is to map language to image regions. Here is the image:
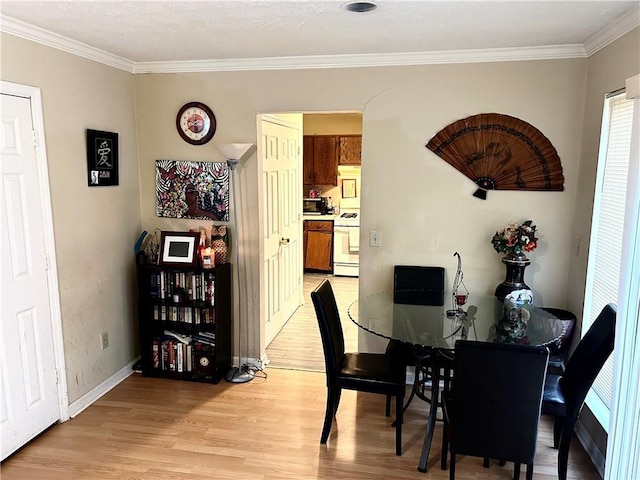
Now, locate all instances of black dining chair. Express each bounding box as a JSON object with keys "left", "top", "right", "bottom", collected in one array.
[
  {"left": 385, "top": 265, "right": 445, "bottom": 410},
  {"left": 540, "top": 307, "right": 577, "bottom": 374},
  {"left": 311, "top": 279, "right": 406, "bottom": 455},
  {"left": 441, "top": 340, "right": 549, "bottom": 480},
  {"left": 542, "top": 303, "right": 616, "bottom": 480}
]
